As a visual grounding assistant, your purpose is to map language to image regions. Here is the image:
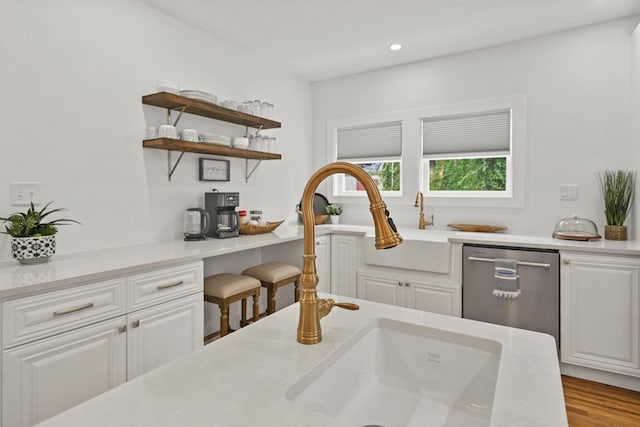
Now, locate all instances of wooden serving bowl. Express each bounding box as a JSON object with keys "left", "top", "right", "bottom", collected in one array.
[{"left": 314, "top": 214, "right": 328, "bottom": 225}]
